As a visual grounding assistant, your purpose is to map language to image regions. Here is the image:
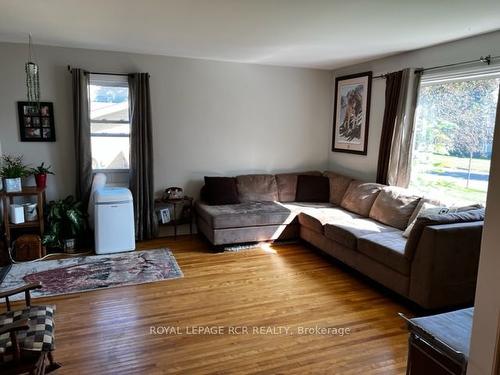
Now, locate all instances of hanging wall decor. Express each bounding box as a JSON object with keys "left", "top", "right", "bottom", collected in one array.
[
  {"left": 17, "top": 101, "right": 56, "bottom": 142},
  {"left": 332, "top": 71, "right": 372, "bottom": 155},
  {"left": 25, "top": 34, "right": 40, "bottom": 105}
]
